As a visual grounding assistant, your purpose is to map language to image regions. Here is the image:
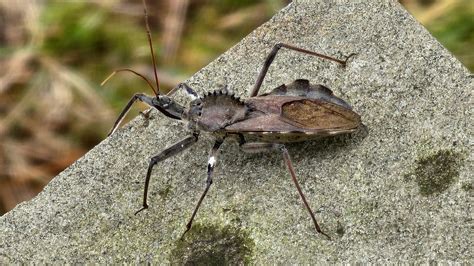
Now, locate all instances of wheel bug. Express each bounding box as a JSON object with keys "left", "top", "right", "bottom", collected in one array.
[{"left": 102, "top": 0, "right": 361, "bottom": 240}]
